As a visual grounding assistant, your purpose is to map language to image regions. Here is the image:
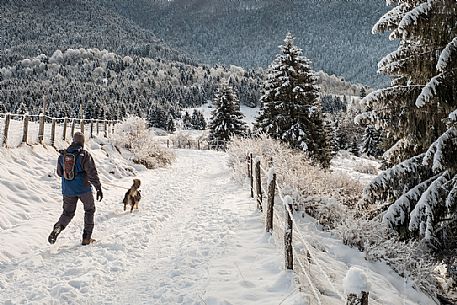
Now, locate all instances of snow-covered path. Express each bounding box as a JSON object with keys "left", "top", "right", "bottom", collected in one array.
[{"left": 0, "top": 149, "right": 302, "bottom": 305}]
